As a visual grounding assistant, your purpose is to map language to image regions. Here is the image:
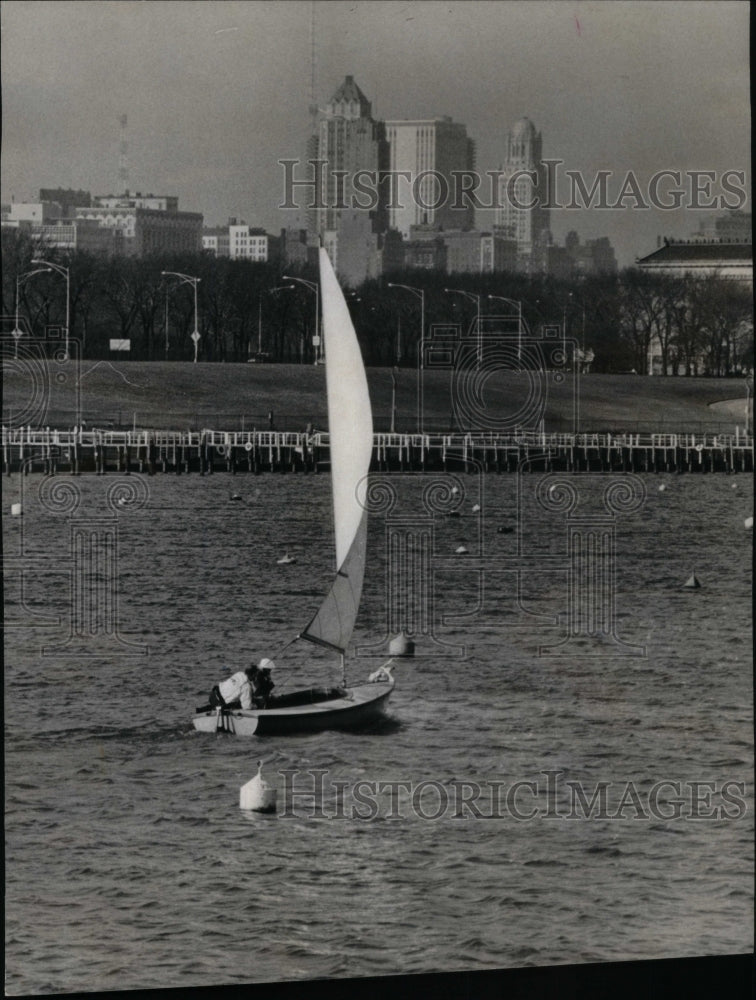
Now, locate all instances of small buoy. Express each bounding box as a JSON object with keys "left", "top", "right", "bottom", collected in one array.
[
  {"left": 731, "top": 483, "right": 738, "bottom": 490},
  {"left": 683, "top": 573, "right": 701, "bottom": 590},
  {"left": 11, "top": 503, "right": 22, "bottom": 517},
  {"left": 745, "top": 516, "right": 753, "bottom": 530},
  {"left": 451, "top": 486, "right": 459, "bottom": 495},
  {"left": 455, "top": 545, "right": 468, "bottom": 554},
  {"left": 658, "top": 484, "right": 666, "bottom": 492},
  {"left": 277, "top": 552, "right": 296, "bottom": 565},
  {"left": 240, "top": 761, "right": 277, "bottom": 813},
  {"left": 389, "top": 632, "right": 415, "bottom": 657},
  {"left": 230, "top": 492, "right": 242, "bottom": 502},
  {"left": 472, "top": 504, "right": 481, "bottom": 513}
]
